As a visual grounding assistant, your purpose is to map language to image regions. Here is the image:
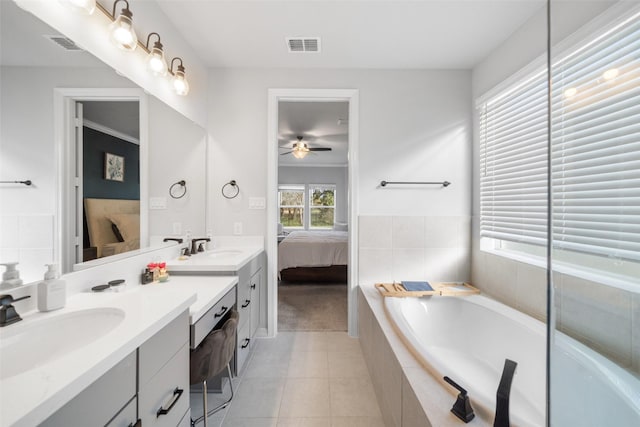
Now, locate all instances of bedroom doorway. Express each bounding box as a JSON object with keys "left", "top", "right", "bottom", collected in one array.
[
  {"left": 267, "top": 89, "right": 359, "bottom": 337},
  {"left": 277, "top": 101, "right": 349, "bottom": 331}
]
